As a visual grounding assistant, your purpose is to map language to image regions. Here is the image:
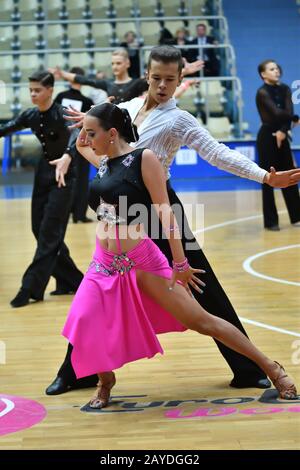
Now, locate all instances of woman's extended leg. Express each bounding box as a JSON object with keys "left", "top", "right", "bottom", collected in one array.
[{"left": 136, "top": 270, "right": 297, "bottom": 399}]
